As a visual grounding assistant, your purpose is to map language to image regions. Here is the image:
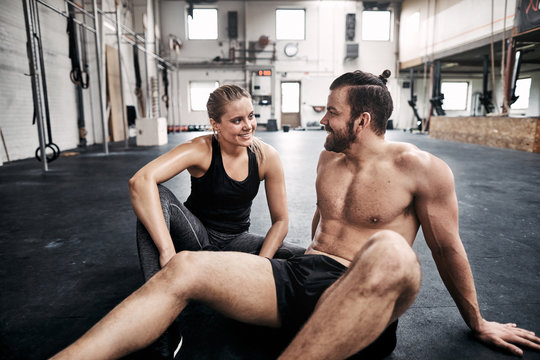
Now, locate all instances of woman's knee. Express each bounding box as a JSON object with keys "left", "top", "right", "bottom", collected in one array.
[
  {"left": 277, "top": 242, "right": 306, "bottom": 259},
  {"left": 157, "top": 184, "right": 176, "bottom": 204}
]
